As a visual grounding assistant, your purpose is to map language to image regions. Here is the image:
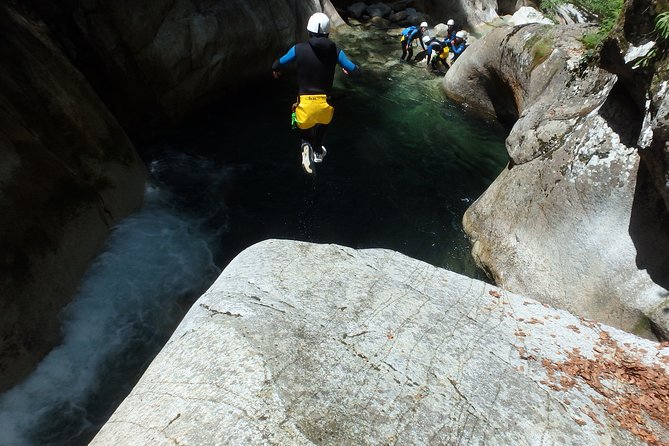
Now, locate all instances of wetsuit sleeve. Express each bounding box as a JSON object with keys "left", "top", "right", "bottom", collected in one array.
[
  {"left": 272, "top": 46, "right": 296, "bottom": 71},
  {"left": 452, "top": 42, "right": 466, "bottom": 56},
  {"left": 337, "top": 49, "right": 358, "bottom": 73}
]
